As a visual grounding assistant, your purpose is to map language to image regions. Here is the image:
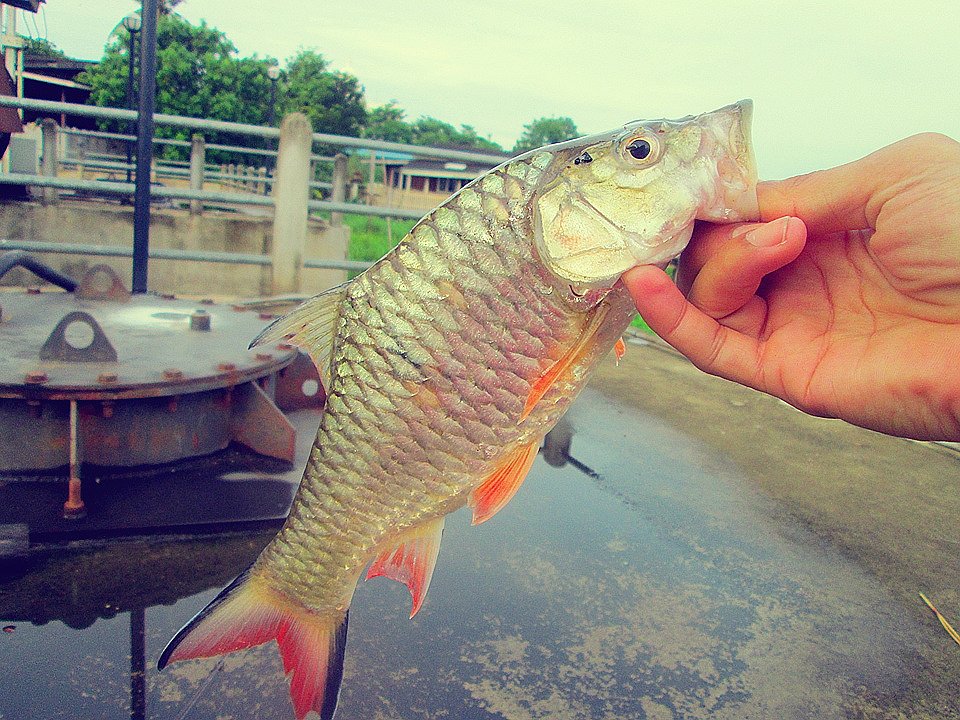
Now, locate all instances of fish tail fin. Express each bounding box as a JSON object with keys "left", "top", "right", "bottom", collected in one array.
[{"left": 158, "top": 569, "right": 349, "bottom": 720}]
